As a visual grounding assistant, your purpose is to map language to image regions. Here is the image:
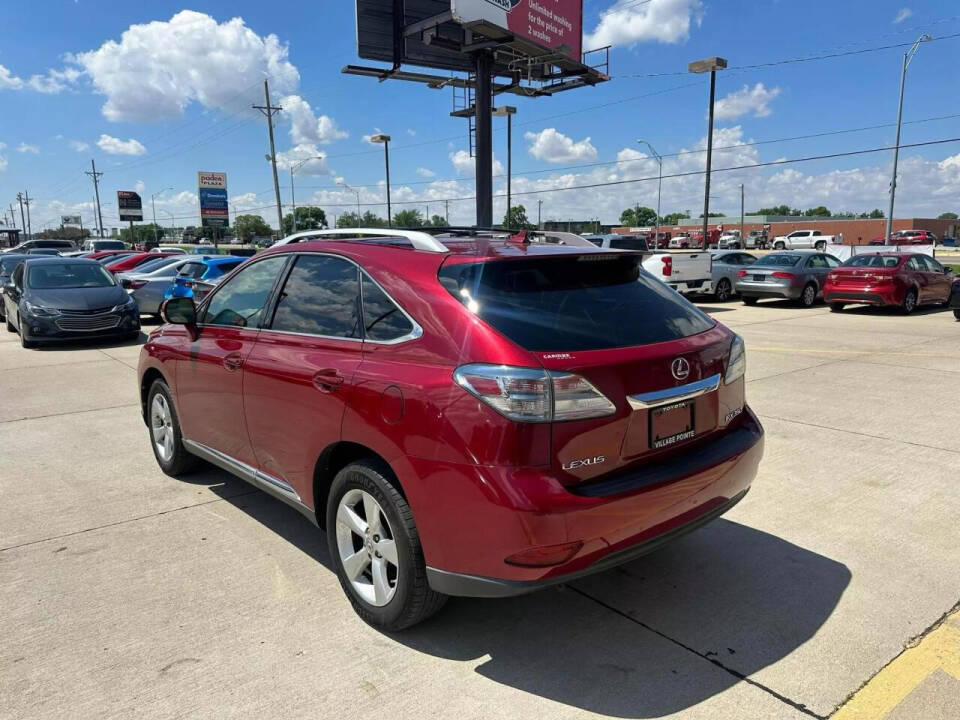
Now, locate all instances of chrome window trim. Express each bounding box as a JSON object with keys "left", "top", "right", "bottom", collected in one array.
[{"left": 627, "top": 373, "right": 722, "bottom": 410}]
